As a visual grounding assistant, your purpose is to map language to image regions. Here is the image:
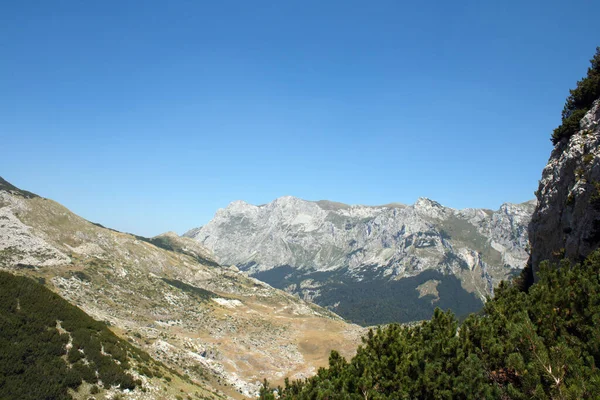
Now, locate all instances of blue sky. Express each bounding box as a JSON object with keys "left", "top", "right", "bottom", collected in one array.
[{"left": 1, "top": 1, "right": 599, "bottom": 237}]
